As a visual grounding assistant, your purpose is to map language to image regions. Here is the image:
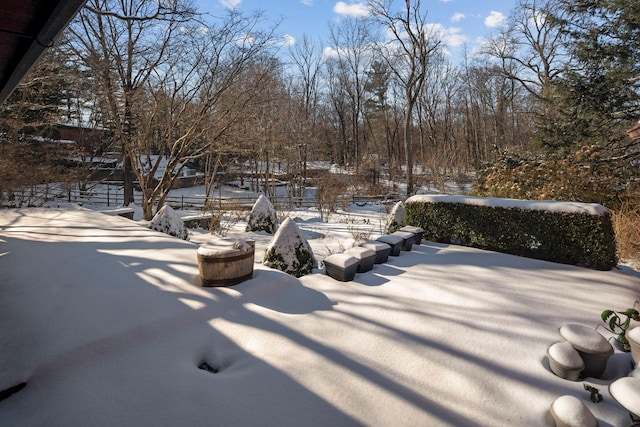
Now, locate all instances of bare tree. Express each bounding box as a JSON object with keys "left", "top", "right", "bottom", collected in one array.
[
  {"left": 68, "top": 0, "right": 196, "bottom": 206},
  {"left": 288, "top": 35, "right": 324, "bottom": 200},
  {"left": 368, "top": 0, "right": 441, "bottom": 196},
  {"left": 416, "top": 52, "right": 465, "bottom": 187},
  {"left": 484, "top": 0, "right": 566, "bottom": 102},
  {"left": 68, "top": 0, "right": 278, "bottom": 219},
  {"left": 363, "top": 59, "right": 399, "bottom": 186},
  {"left": 327, "top": 17, "right": 375, "bottom": 173}
]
